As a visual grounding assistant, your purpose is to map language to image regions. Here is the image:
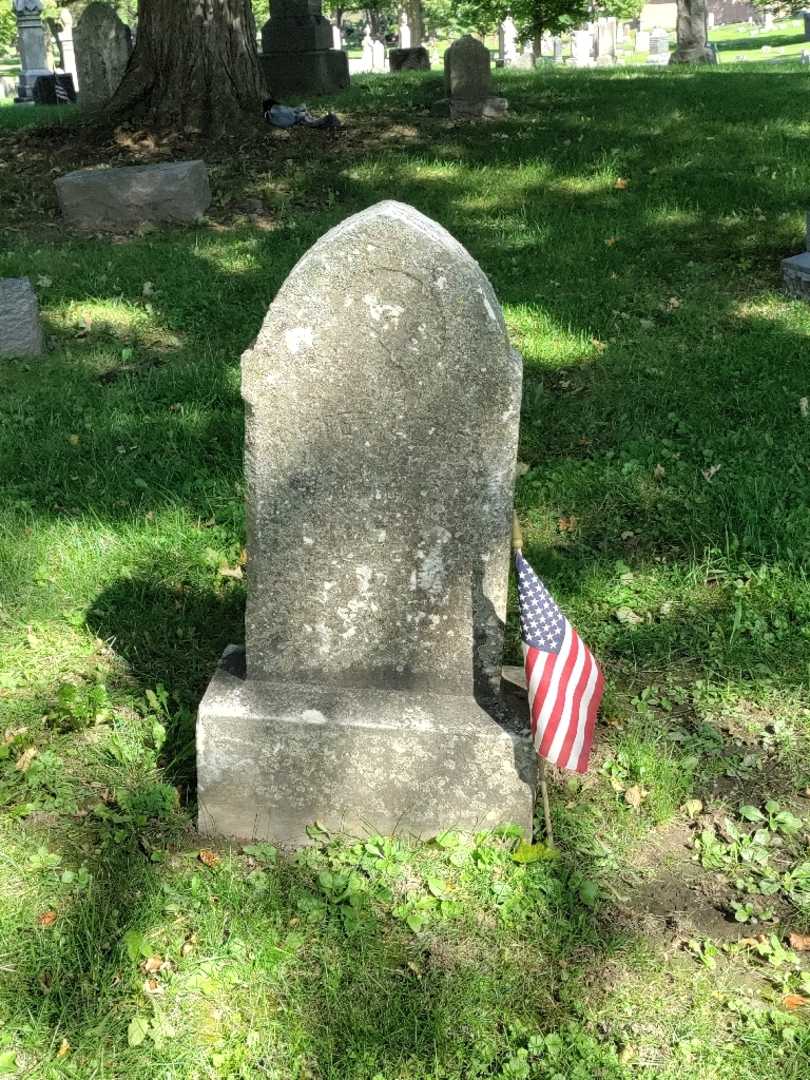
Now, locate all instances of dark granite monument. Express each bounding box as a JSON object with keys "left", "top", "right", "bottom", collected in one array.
[{"left": 259, "top": 0, "right": 349, "bottom": 98}]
